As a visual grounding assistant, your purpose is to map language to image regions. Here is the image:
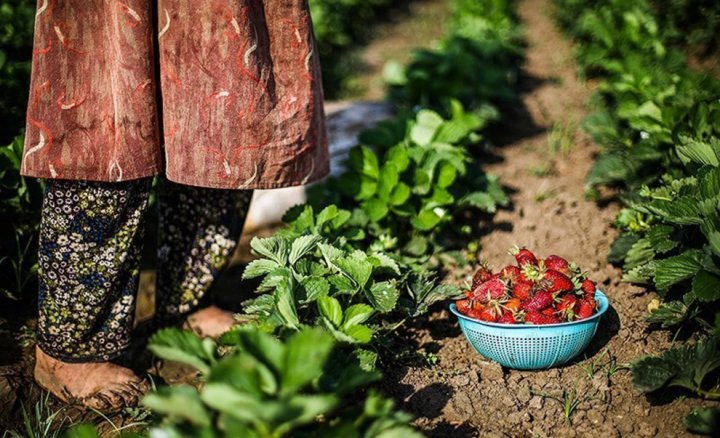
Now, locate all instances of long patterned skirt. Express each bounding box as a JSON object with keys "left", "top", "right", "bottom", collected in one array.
[{"left": 36, "top": 178, "right": 252, "bottom": 362}]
